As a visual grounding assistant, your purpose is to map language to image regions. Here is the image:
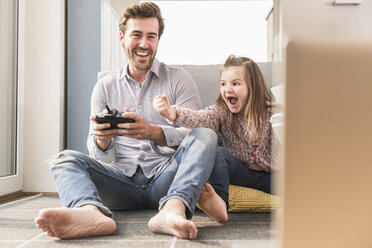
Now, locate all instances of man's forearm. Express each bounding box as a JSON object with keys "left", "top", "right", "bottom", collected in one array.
[{"left": 148, "top": 124, "right": 167, "bottom": 146}]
